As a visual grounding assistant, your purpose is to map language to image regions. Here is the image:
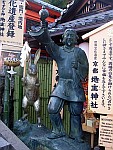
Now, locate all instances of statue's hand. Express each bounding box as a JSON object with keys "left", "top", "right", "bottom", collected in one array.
[
  {"left": 39, "top": 6, "right": 49, "bottom": 22},
  {"left": 41, "top": 20, "right": 48, "bottom": 29},
  {"left": 21, "top": 77, "right": 24, "bottom": 83},
  {"left": 36, "top": 83, "right": 40, "bottom": 87},
  {"left": 39, "top": 6, "right": 49, "bottom": 29},
  {"left": 21, "top": 77, "right": 27, "bottom": 86}
]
